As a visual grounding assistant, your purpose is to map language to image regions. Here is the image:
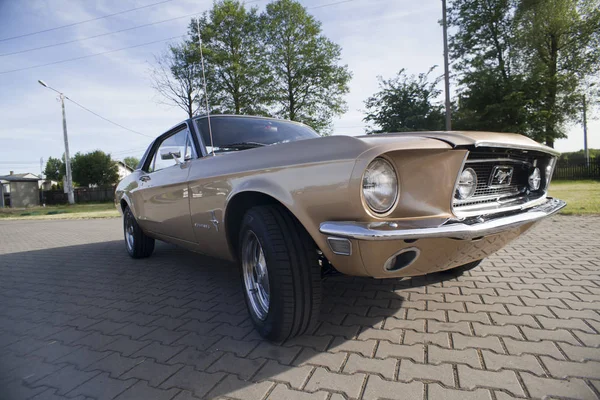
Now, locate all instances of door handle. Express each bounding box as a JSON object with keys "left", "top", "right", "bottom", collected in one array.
[{"left": 140, "top": 175, "right": 151, "bottom": 182}]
